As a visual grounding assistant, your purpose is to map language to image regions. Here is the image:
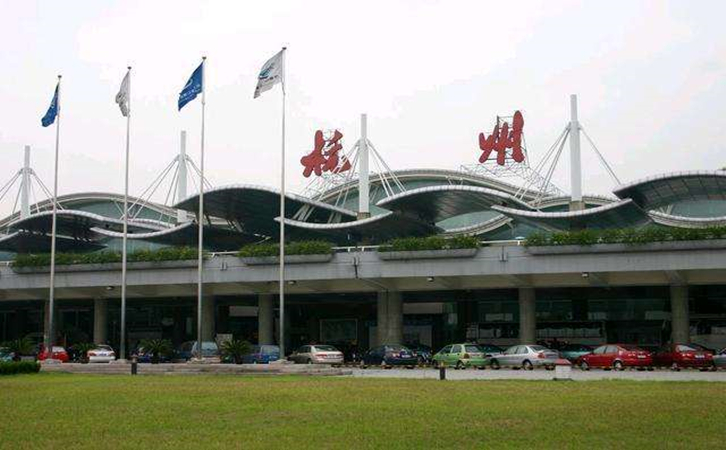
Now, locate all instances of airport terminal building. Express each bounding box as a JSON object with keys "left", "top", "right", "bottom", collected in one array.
[{"left": 1, "top": 104, "right": 725, "bottom": 355}]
